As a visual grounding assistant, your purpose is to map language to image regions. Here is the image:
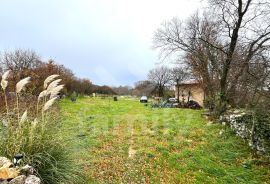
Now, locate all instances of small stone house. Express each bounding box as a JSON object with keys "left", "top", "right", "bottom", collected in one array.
[{"left": 175, "top": 80, "right": 205, "bottom": 106}]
